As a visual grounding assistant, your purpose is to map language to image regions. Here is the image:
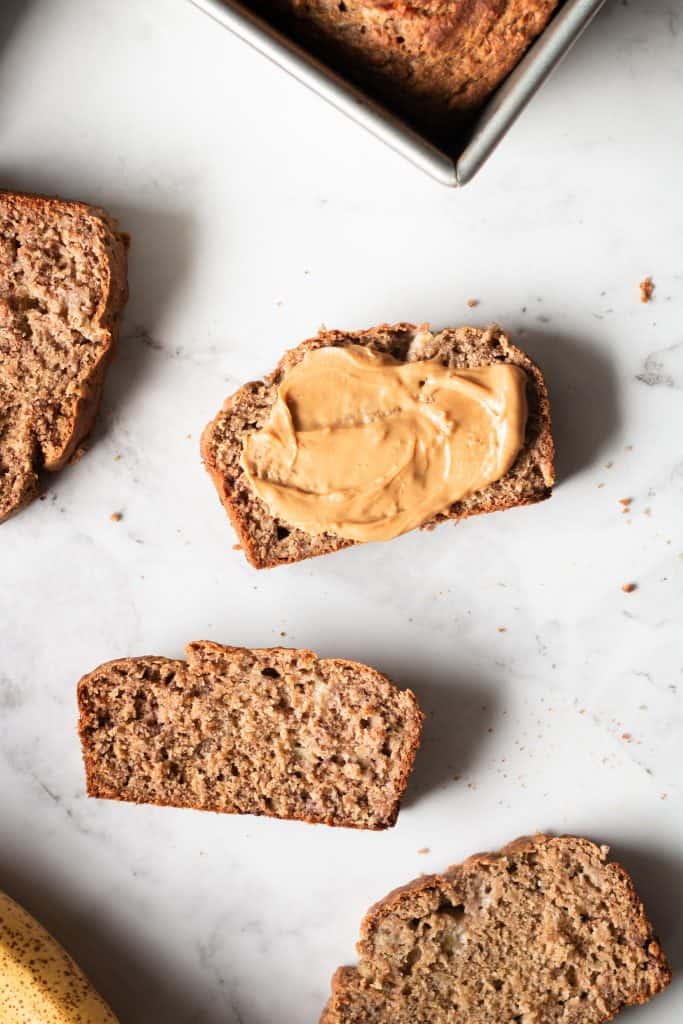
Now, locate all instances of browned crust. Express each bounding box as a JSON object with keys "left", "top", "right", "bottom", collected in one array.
[
  {"left": 77, "top": 642, "right": 424, "bottom": 832},
  {"left": 0, "top": 189, "right": 128, "bottom": 519},
  {"left": 323, "top": 834, "right": 672, "bottom": 1022},
  {"left": 201, "top": 323, "right": 555, "bottom": 568}
]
